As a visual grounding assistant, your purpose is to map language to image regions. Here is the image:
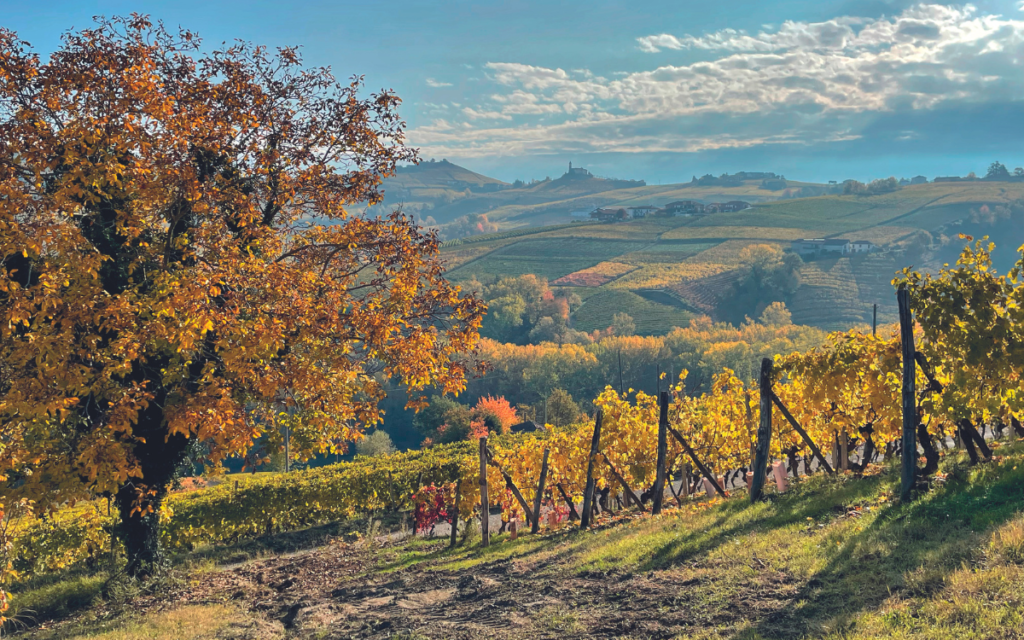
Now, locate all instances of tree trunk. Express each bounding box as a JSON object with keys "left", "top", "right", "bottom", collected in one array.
[
  {"left": 916, "top": 423, "right": 940, "bottom": 477},
  {"left": 957, "top": 418, "right": 991, "bottom": 463},
  {"left": 852, "top": 435, "right": 875, "bottom": 473},
  {"left": 1012, "top": 415, "right": 1024, "bottom": 438},
  {"left": 115, "top": 403, "right": 190, "bottom": 577}
]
